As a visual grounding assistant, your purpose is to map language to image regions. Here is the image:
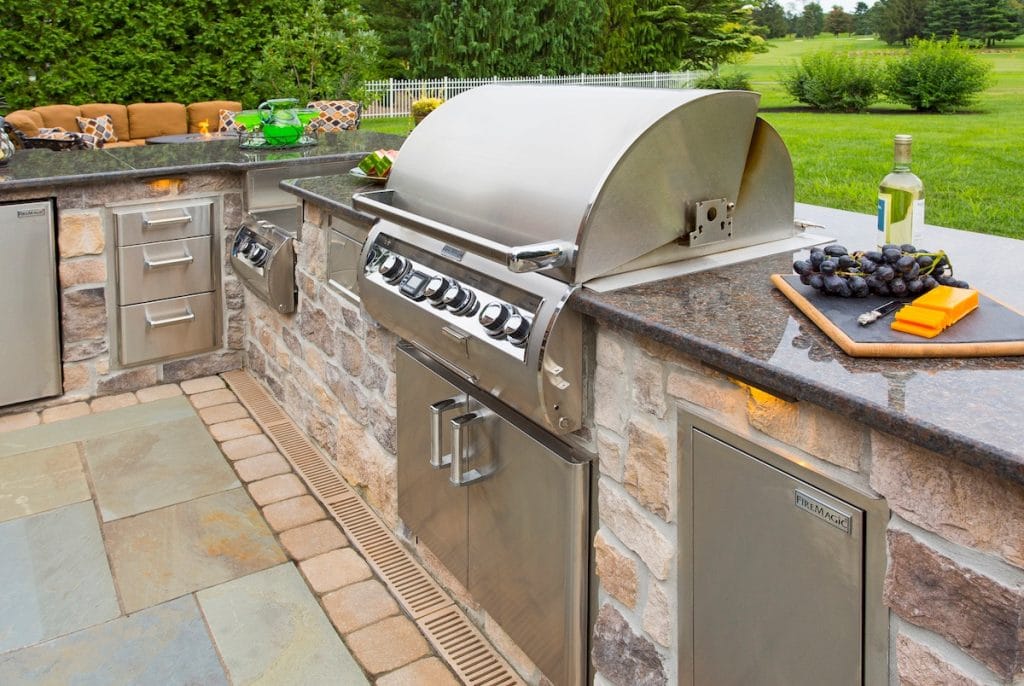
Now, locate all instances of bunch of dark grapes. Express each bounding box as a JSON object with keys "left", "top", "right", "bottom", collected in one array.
[{"left": 793, "top": 244, "right": 968, "bottom": 298}]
